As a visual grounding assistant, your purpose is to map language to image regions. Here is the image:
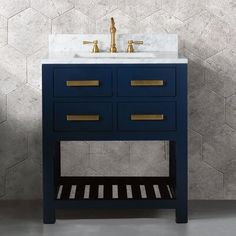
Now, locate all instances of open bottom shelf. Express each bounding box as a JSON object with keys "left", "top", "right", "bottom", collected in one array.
[{"left": 56, "top": 177, "right": 175, "bottom": 201}]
